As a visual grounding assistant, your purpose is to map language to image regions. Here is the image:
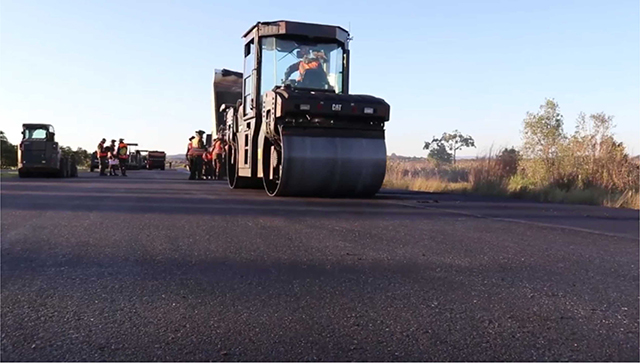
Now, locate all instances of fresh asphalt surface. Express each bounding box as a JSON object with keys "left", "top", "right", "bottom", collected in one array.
[{"left": 1, "top": 169, "right": 638, "bottom": 362}]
